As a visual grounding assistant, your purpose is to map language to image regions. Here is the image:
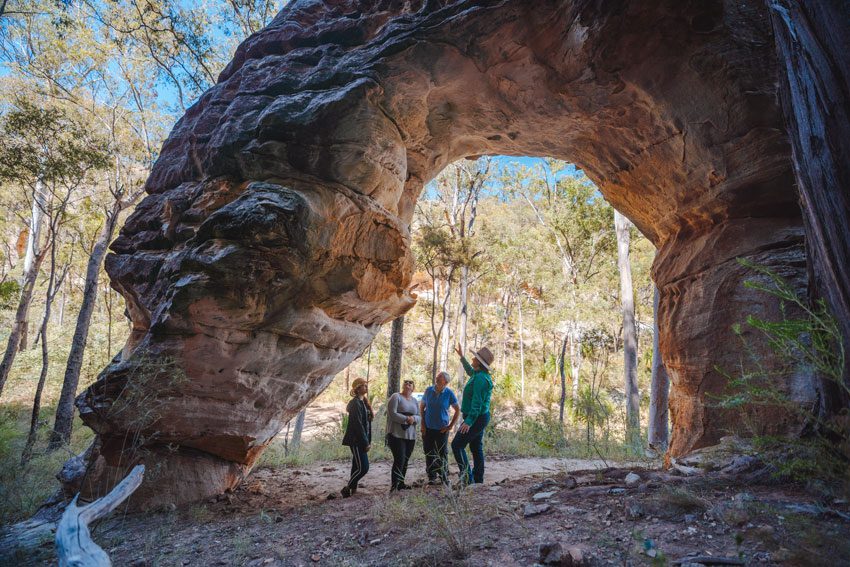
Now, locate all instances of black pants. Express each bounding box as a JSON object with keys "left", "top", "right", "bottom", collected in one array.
[
  {"left": 387, "top": 435, "right": 415, "bottom": 489},
  {"left": 347, "top": 445, "right": 369, "bottom": 490},
  {"left": 423, "top": 428, "right": 449, "bottom": 482}
]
